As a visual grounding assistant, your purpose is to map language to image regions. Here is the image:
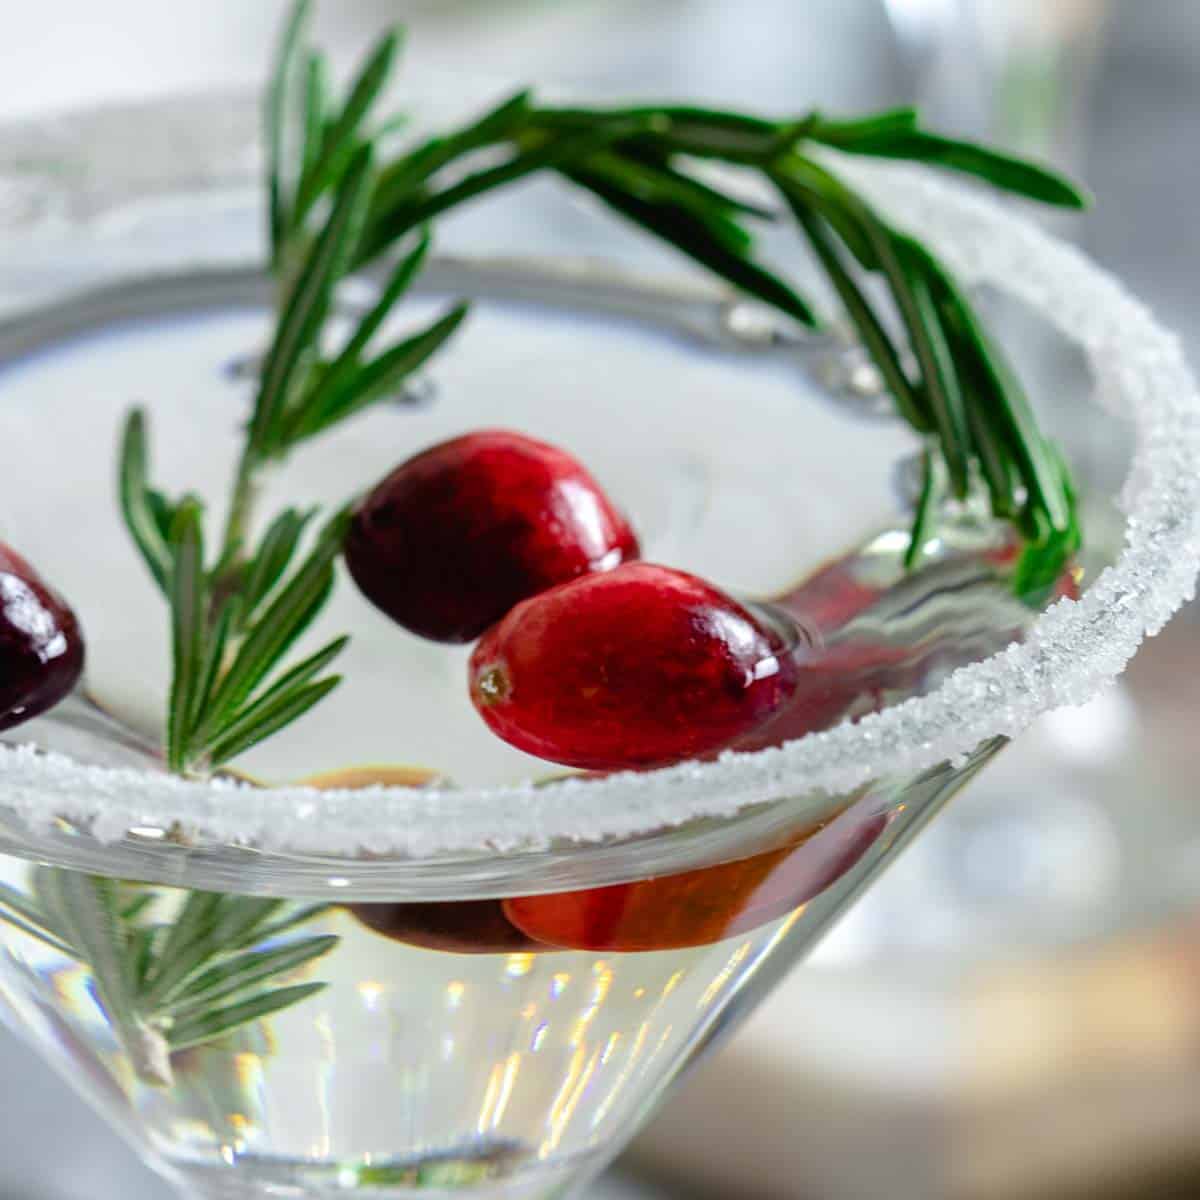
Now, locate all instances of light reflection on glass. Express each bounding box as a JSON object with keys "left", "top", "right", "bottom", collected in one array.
[
  {"left": 698, "top": 941, "right": 752, "bottom": 1010},
  {"left": 506, "top": 953, "right": 535, "bottom": 978},
  {"left": 357, "top": 980, "right": 385, "bottom": 1010}
]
